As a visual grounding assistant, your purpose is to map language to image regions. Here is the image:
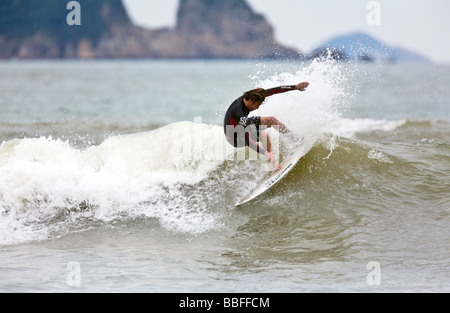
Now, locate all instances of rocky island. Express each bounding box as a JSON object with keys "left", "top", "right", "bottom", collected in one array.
[{"left": 0, "top": 0, "right": 303, "bottom": 59}]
